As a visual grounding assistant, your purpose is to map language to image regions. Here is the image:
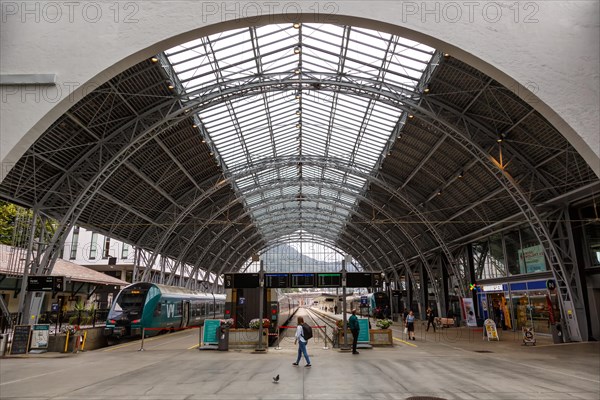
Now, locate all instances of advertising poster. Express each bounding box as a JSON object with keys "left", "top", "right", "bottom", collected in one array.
[
  {"left": 518, "top": 244, "right": 546, "bottom": 273},
  {"left": 31, "top": 324, "right": 50, "bottom": 349},
  {"left": 462, "top": 298, "right": 478, "bottom": 327},
  {"left": 484, "top": 319, "right": 499, "bottom": 341}
]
